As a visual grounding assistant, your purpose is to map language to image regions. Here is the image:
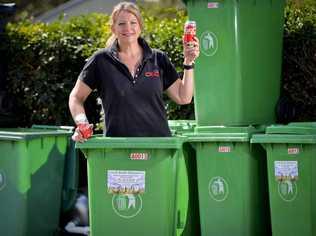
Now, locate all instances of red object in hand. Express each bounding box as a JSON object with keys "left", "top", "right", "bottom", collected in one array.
[
  {"left": 77, "top": 123, "right": 93, "bottom": 139},
  {"left": 184, "top": 21, "right": 196, "bottom": 44}
]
